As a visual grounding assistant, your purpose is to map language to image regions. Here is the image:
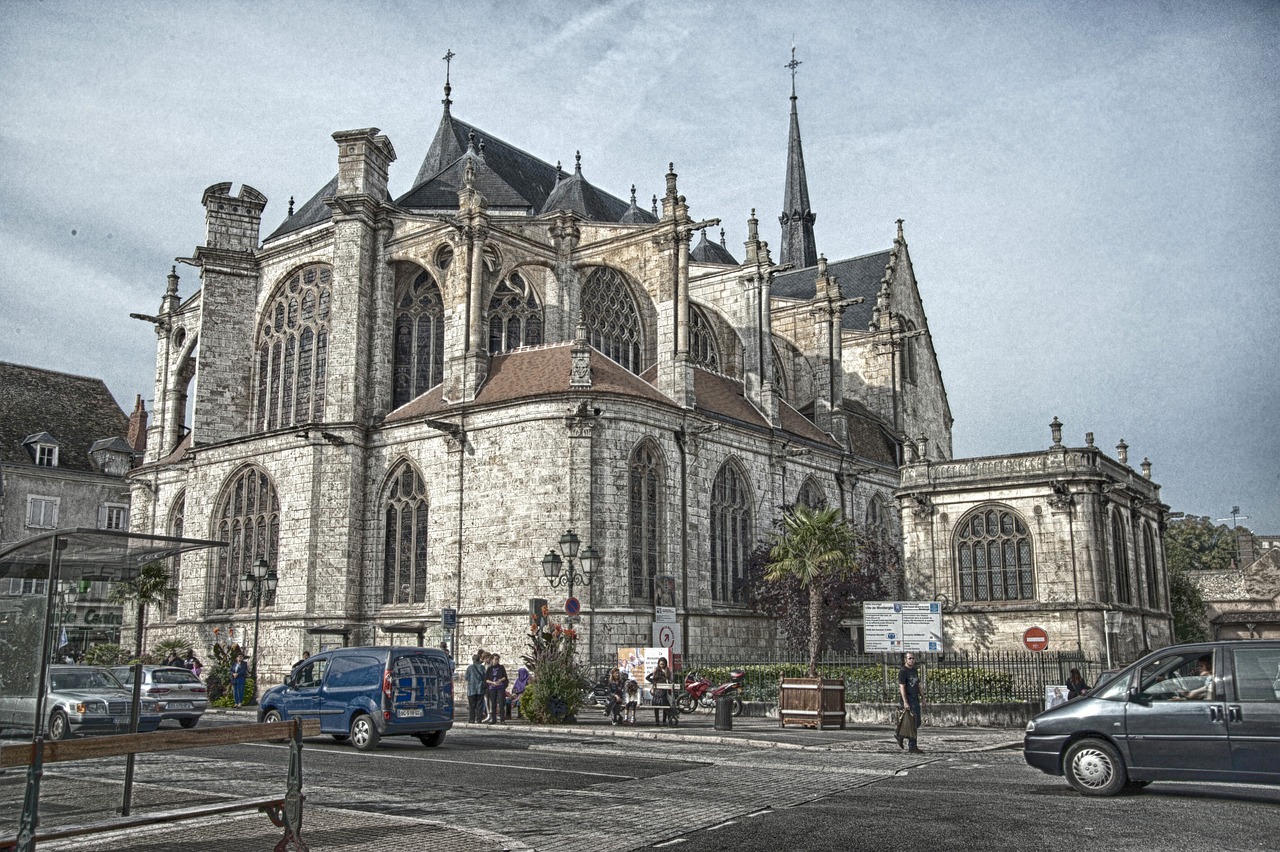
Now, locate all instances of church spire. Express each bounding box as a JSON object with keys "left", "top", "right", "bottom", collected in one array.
[{"left": 779, "top": 45, "right": 818, "bottom": 269}]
